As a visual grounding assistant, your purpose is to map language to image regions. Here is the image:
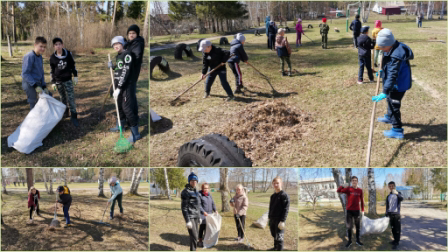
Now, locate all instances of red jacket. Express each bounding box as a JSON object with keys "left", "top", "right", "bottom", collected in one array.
[
  {"left": 337, "top": 186, "right": 364, "bottom": 211},
  {"left": 27, "top": 190, "right": 40, "bottom": 208}
]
